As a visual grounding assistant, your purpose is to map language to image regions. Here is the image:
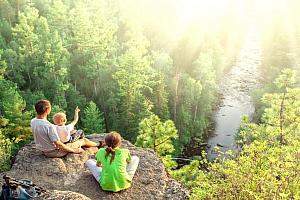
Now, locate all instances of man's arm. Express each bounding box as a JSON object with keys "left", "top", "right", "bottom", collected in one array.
[
  {"left": 54, "top": 140, "right": 83, "bottom": 153},
  {"left": 70, "top": 106, "right": 80, "bottom": 126}
]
